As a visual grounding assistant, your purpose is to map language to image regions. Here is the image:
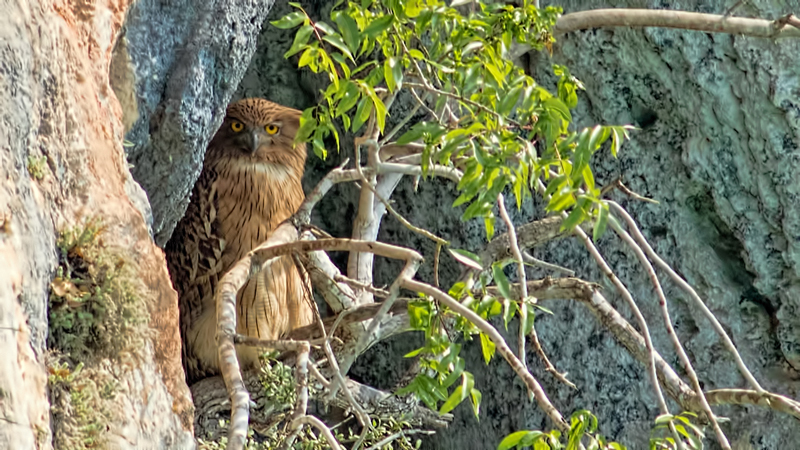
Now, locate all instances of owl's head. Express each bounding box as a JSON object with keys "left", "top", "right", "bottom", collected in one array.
[{"left": 207, "top": 98, "right": 307, "bottom": 174}]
